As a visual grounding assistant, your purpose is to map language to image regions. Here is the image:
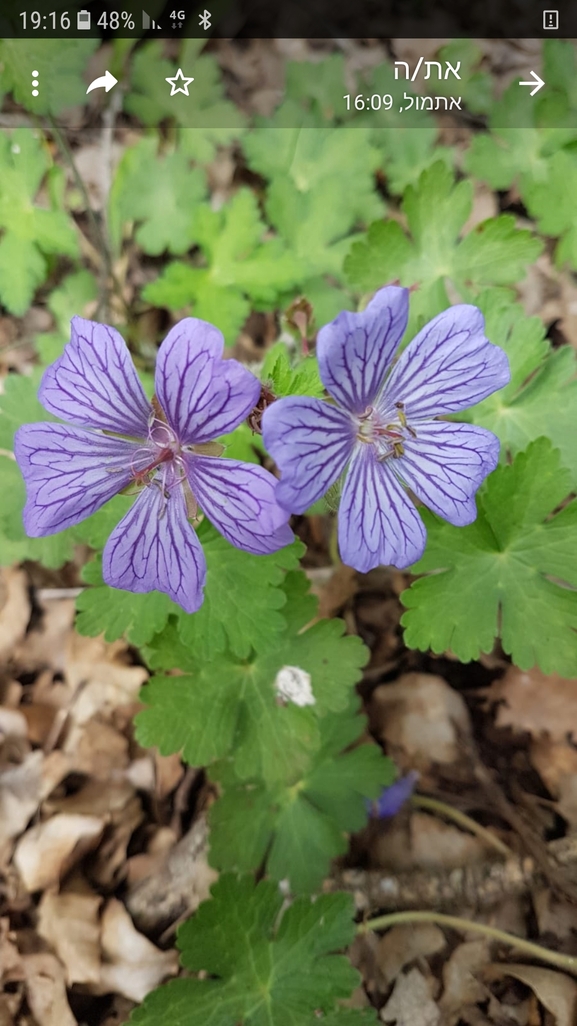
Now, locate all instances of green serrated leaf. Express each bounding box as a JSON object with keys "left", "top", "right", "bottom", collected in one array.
[
  {"left": 137, "top": 572, "right": 368, "bottom": 781},
  {"left": 209, "top": 702, "right": 394, "bottom": 892},
  {"left": 0, "top": 130, "right": 78, "bottom": 315},
  {"left": 252, "top": 127, "right": 382, "bottom": 280},
  {"left": 464, "top": 291, "right": 577, "bottom": 486},
  {"left": 130, "top": 876, "right": 359, "bottom": 1026},
  {"left": 175, "top": 523, "right": 304, "bottom": 659},
  {"left": 401, "top": 439, "right": 577, "bottom": 676},
  {"left": 37, "top": 270, "right": 99, "bottom": 364},
  {"left": 261, "top": 344, "right": 324, "bottom": 398},
  {"left": 521, "top": 150, "right": 577, "bottom": 269},
  {"left": 109, "top": 136, "right": 207, "bottom": 255},
  {"left": 345, "top": 162, "right": 541, "bottom": 330},
  {"left": 143, "top": 189, "right": 302, "bottom": 343},
  {"left": 75, "top": 556, "right": 175, "bottom": 647}
]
